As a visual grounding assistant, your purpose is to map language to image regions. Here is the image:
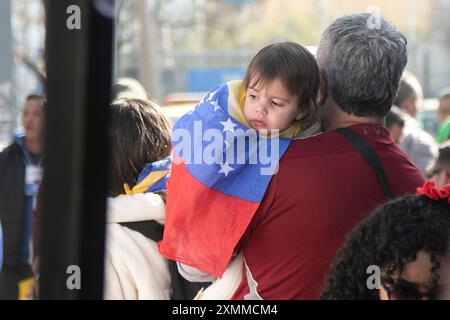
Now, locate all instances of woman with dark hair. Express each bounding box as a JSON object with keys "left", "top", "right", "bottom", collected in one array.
[
  {"left": 104, "top": 98, "right": 173, "bottom": 299},
  {"left": 321, "top": 181, "right": 450, "bottom": 300}
]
